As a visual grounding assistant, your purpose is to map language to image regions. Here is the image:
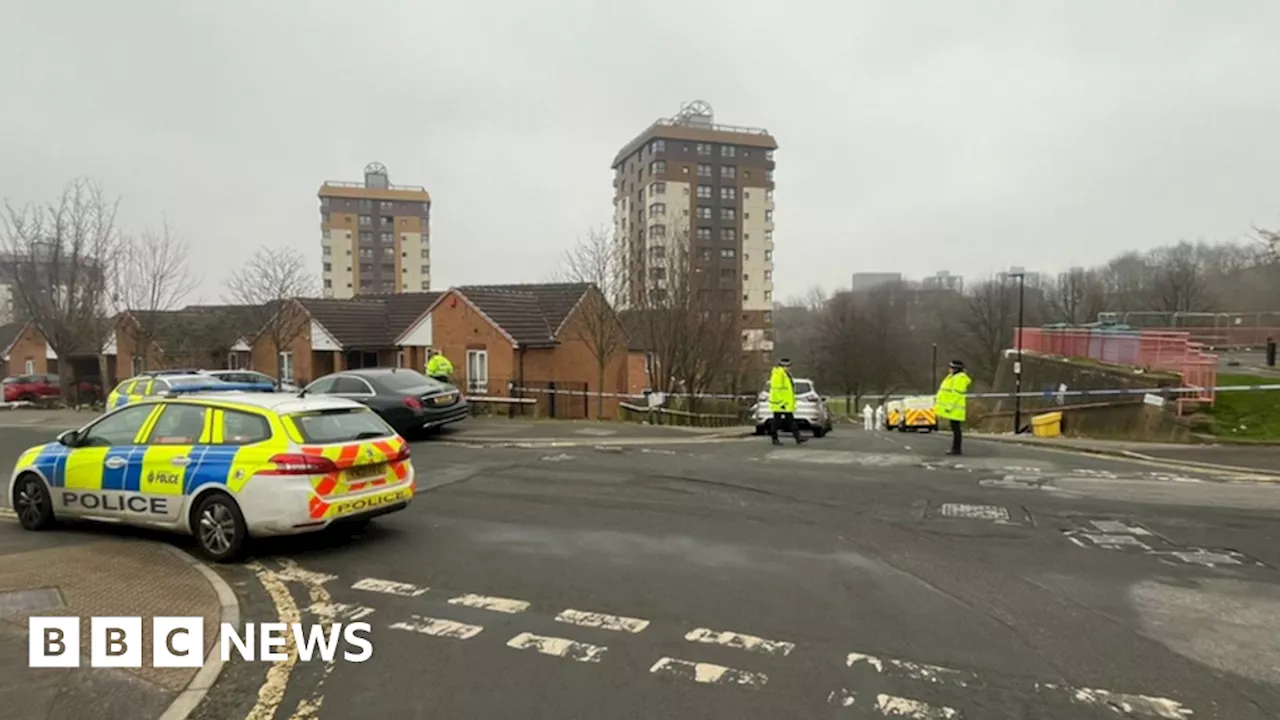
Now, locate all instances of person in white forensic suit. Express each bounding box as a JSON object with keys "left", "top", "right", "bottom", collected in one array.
[
  {"left": 862, "top": 404, "right": 874, "bottom": 430},
  {"left": 874, "top": 404, "right": 886, "bottom": 430}
]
